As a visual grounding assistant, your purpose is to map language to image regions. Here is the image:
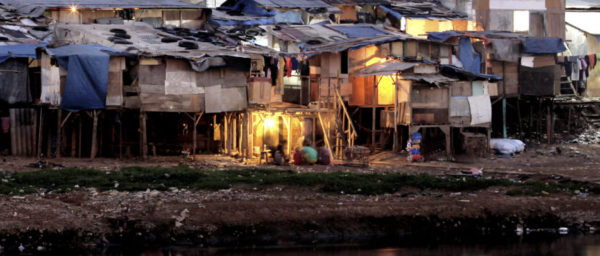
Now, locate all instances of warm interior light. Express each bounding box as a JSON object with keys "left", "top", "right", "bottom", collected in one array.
[
  {"left": 69, "top": 5, "right": 78, "bottom": 13},
  {"left": 264, "top": 116, "right": 276, "bottom": 130},
  {"left": 366, "top": 57, "right": 385, "bottom": 67}
]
